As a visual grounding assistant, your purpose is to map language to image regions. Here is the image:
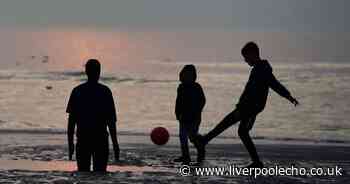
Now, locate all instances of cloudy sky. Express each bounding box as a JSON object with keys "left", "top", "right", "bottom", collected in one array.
[
  {"left": 2, "top": 0, "right": 348, "bottom": 31},
  {"left": 5, "top": 0, "right": 350, "bottom": 66}
]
